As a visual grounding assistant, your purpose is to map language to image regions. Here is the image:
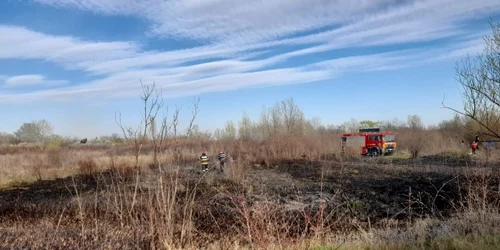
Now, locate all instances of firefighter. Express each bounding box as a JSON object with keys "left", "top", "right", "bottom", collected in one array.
[
  {"left": 200, "top": 151, "right": 209, "bottom": 171},
  {"left": 471, "top": 141, "right": 478, "bottom": 154},
  {"left": 217, "top": 149, "right": 227, "bottom": 172},
  {"left": 475, "top": 134, "right": 480, "bottom": 150}
]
